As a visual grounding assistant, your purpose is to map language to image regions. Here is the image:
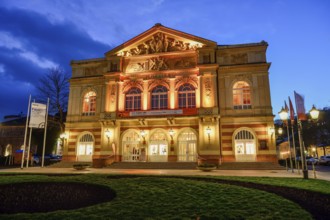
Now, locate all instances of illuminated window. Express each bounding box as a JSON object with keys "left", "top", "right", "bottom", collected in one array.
[
  {"left": 233, "top": 81, "right": 251, "bottom": 109},
  {"left": 82, "top": 91, "right": 96, "bottom": 116},
  {"left": 125, "top": 87, "right": 141, "bottom": 111},
  {"left": 178, "top": 84, "right": 196, "bottom": 108},
  {"left": 151, "top": 85, "right": 168, "bottom": 109}
]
